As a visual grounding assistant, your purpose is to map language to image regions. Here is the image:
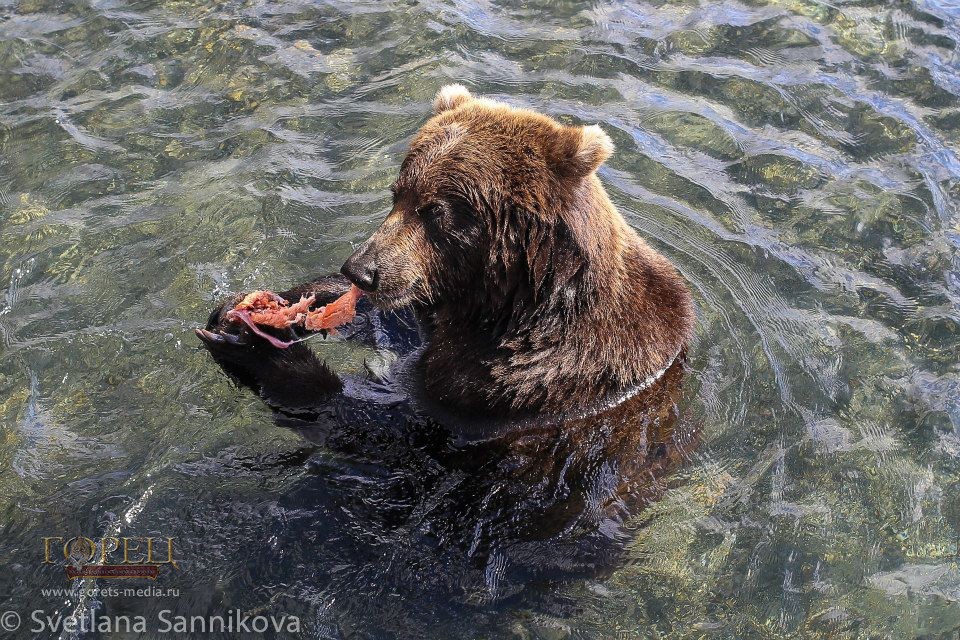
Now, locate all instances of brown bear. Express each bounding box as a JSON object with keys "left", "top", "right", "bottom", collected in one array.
[
  {"left": 196, "top": 86, "right": 699, "bottom": 599},
  {"left": 199, "top": 84, "right": 694, "bottom": 419}
]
